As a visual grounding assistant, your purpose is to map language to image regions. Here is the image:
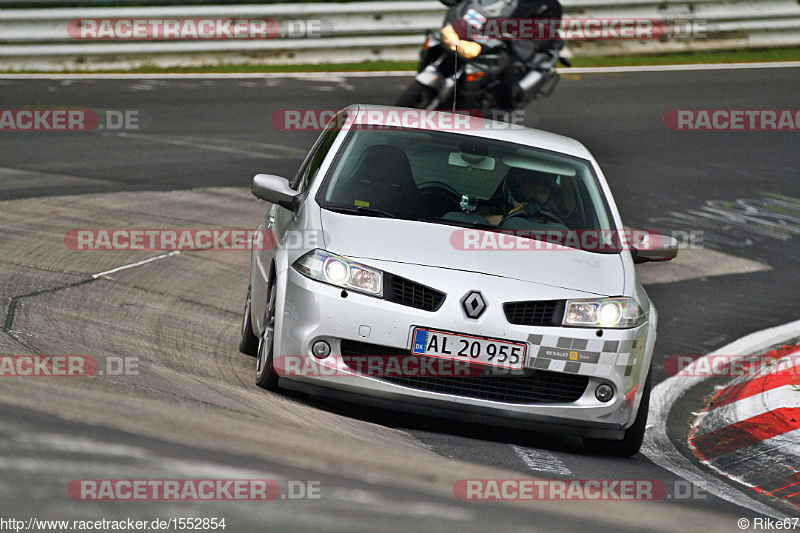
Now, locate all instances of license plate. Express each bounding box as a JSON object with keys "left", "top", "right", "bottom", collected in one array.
[{"left": 411, "top": 328, "right": 526, "bottom": 370}]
